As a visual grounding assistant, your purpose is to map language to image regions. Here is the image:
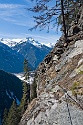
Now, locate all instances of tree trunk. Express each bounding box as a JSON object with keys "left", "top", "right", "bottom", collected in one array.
[{"left": 61, "top": 0, "right": 67, "bottom": 41}]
